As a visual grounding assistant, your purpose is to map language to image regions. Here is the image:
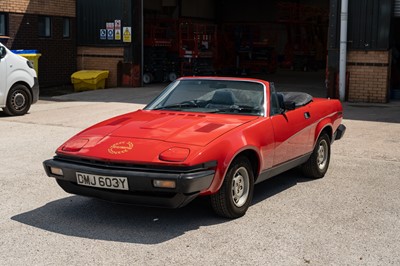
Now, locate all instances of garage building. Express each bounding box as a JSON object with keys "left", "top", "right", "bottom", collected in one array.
[{"left": 1, "top": 0, "right": 399, "bottom": 103}]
